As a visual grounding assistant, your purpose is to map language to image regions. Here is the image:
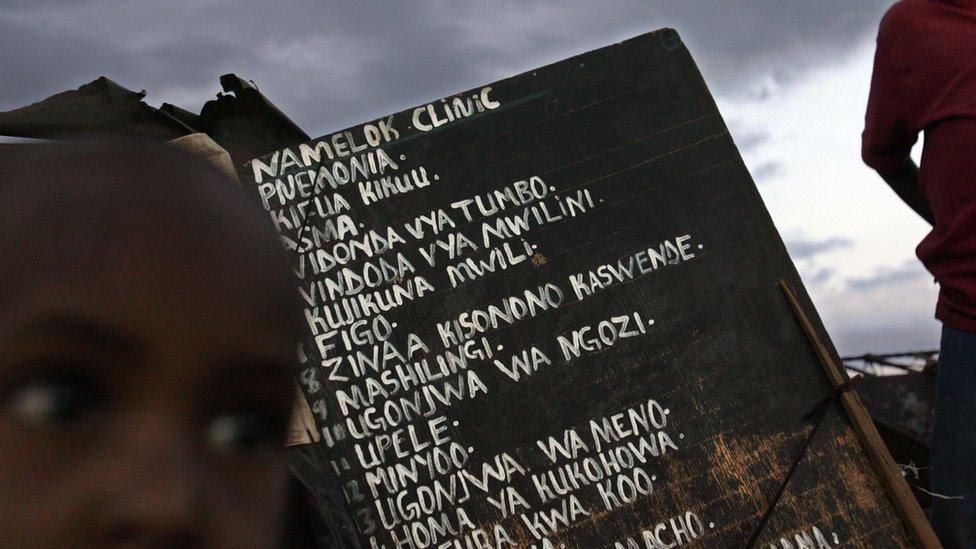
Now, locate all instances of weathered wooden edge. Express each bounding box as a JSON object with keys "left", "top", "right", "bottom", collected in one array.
[{"left": 778, "top": 280, "right": 941, "bottom": 548}]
